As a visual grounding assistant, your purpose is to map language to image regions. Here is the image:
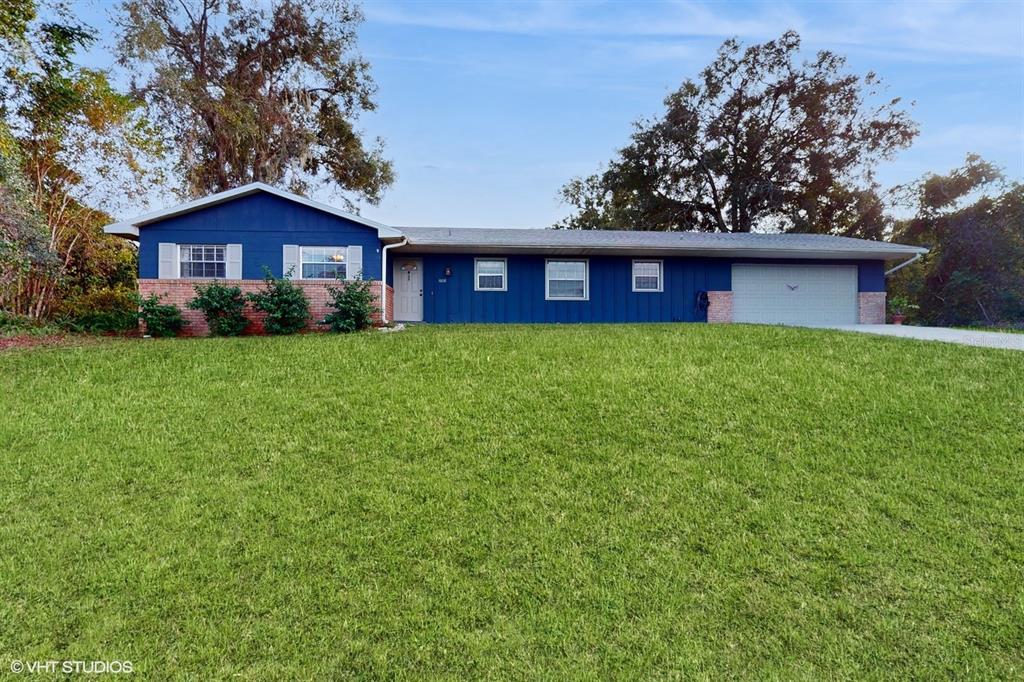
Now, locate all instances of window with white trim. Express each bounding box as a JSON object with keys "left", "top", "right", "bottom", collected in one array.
[
  {"left": 475, "top": 258, "right": 507, "bottom": 291},
  {"left": 546, "top": 260, "right": 588, "bottom": 300},
  {"left": 300, "top": 246, "right": 347, "bottom": 280},
  {"left": 180, "top": 244, "right": 226, "bottom": 278},
  {"left": 632, "top": 260, "right": 663, "bottom": 292}
]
